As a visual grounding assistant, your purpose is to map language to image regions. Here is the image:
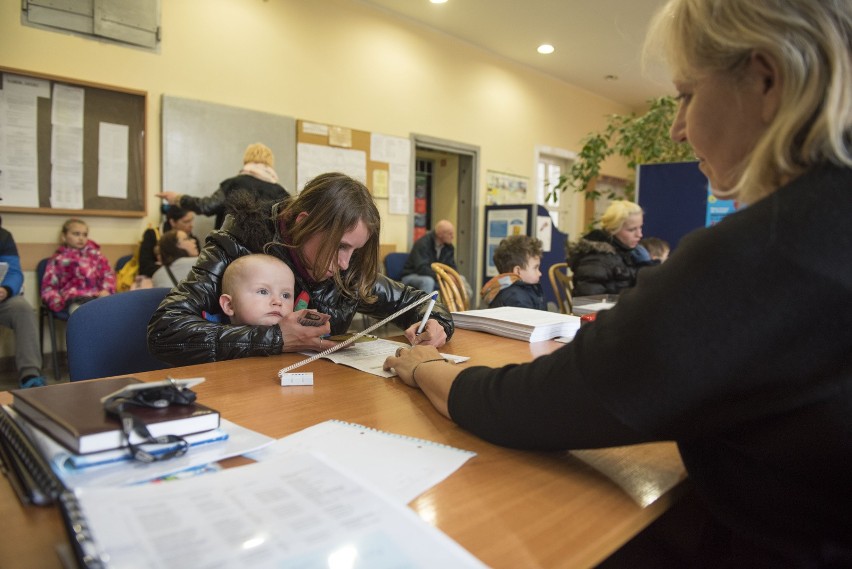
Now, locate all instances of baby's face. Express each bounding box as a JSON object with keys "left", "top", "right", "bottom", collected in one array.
[
  {"left": 228, "top": 262, "right": 295, "bottom": 326},
  {"left": 517, "top": 256, "right": 541, "bottom": 285}
]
